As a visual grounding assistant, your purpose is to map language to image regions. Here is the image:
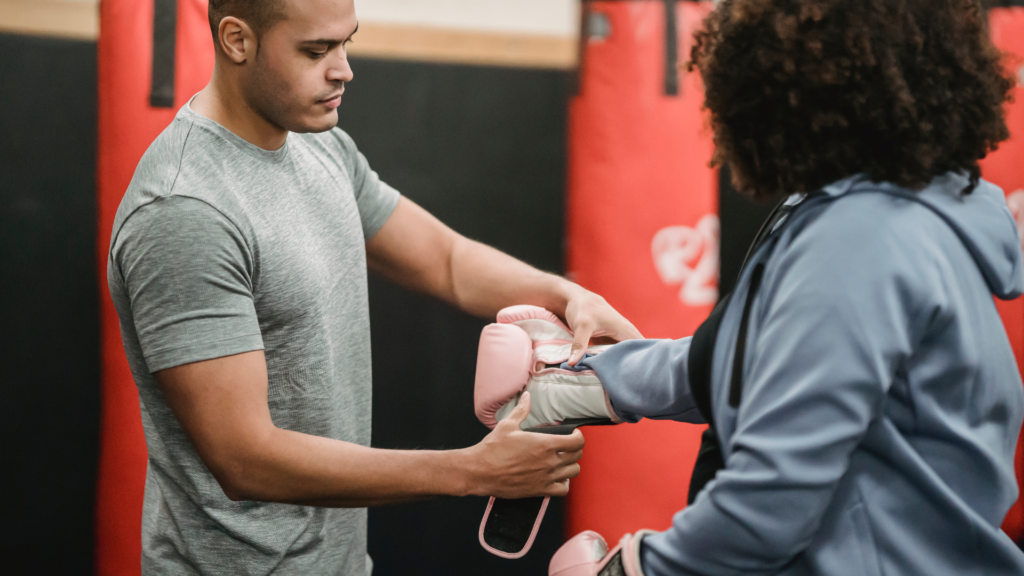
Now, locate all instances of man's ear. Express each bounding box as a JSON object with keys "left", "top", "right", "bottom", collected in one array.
[{"left": 217, "top": 16, "right": 257, "bottom": 64}]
